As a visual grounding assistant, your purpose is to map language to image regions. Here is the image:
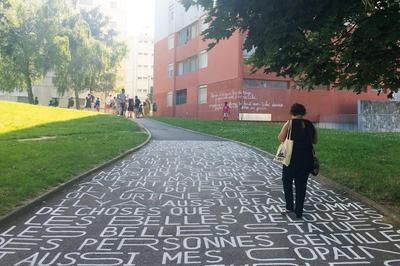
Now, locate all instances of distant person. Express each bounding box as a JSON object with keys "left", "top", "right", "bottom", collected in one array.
[
  {"left": 105, "top": 94, "right": 112, "bottom": 113},
  {"left": 223, "top": 102, "right": 230, "bottom": 120},
  {"left": 143, "top": 100, "right": 151, "bottom": 116},
  {"left": 112, "top": 96, "right": 118, "bottom": 115},
  {"left": 85, "top": 94, "right": 92, "bottom": 109},
  {"left": 152, "top": 102, "right": 157, "bottom": 115},
  {"left": 90, "top": 93, "right": 95, "bottom": 105},
  {"left": 53, "top": 98, "right": 59, "bottom": 107},
  {"left": 48, "top": 99, "right": 53, "bottom": 106},
  {"left": 94, "top": 97, "right": 101, "bottom": 112},
  {"left": 117, "top": 89, "right": 126, "bottom": 116},
  {"left": 67, "top": 97, "right": 74, "bottom": 109},
  {"left": 127, "top": 98, "right": 134, "bottom": 118},
  {"left": 34, "top": 97, "right": 39, "bottom": 105},
  {"left": 138, "top": 104, "right": 144, "bottom": 118},
  {"left": 278, "top": 103, "right": 317, "bottom": 219},
  {"left": 134, "top": 96, "right": 141, "bottom": 117}
]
